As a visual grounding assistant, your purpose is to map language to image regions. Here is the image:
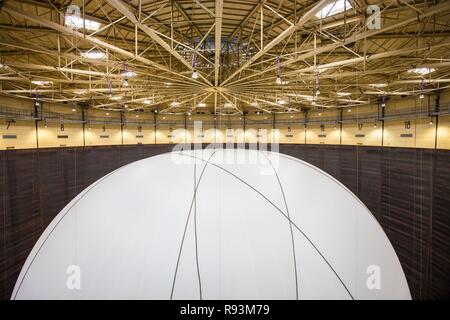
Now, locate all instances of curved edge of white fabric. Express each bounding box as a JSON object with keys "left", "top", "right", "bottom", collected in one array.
[
  {"left": 263, "top": 150, "right": 412, "bottom": 299},
  {"left": 11, "top": 152, "right": 177, "bottom": 300}
]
